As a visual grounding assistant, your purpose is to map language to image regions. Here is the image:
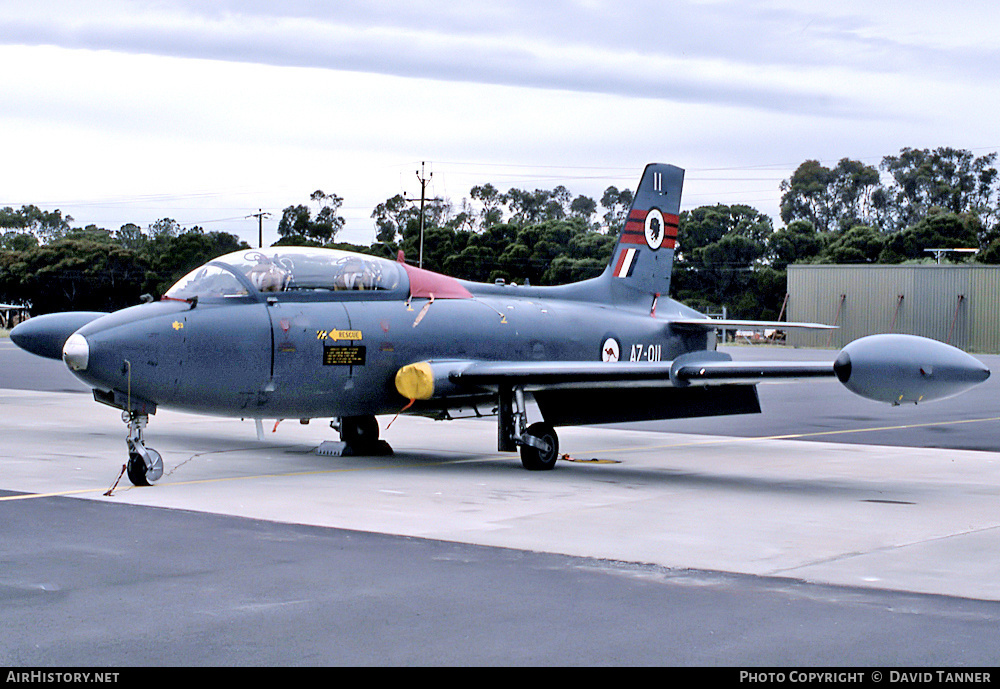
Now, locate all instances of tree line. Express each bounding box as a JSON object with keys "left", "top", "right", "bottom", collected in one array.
[
  {"left": 3, "top": 147, "right": 999, "bottom": 320},
  {"left": 0, "top": 214, "right": 248, "bottom": 314}
]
